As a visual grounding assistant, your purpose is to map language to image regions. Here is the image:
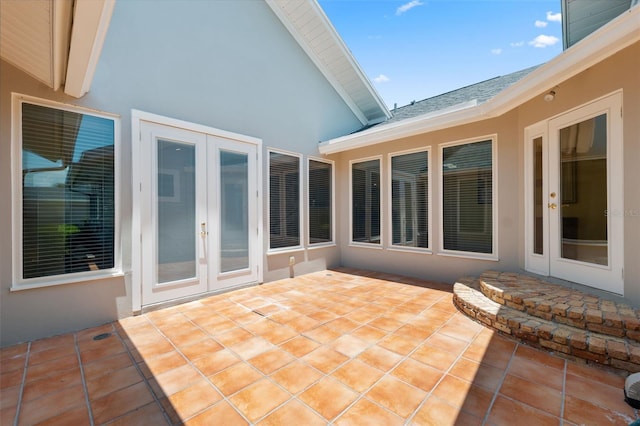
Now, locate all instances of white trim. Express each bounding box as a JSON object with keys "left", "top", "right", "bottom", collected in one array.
[
  {"left": 438, "top": 135, "right": 498, "bottom": 259},
  {"left": 307, "top": 156, "right": 335, "bottom": 247},
  {"left": 11, "top": 93, "right": 121, "bottom": 290},
  {"left": 267, "top": 148, "right": 304, "bottom": 253},
  {"left": 318, "top": 6, "right": 639, "bottom": 154},
  {"left": 52, "top": 0, "right": 73, "bottom": 91},
  {"left": 64, "top": 0, "right": 115, "bottom": 98},
  {"left": 387, "top": 146, "right": 432, "bottom": 252},
  {"left": 349, "top": 155, "right": 383, "bottom": 247}
]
